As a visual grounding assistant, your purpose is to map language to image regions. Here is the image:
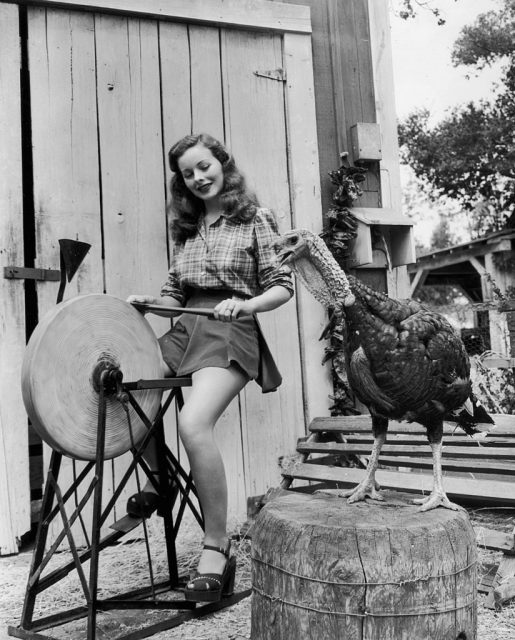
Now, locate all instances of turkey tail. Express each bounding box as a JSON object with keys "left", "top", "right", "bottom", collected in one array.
[{"left": 446, "top": 394, "right": 495, "bottom": 438}]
